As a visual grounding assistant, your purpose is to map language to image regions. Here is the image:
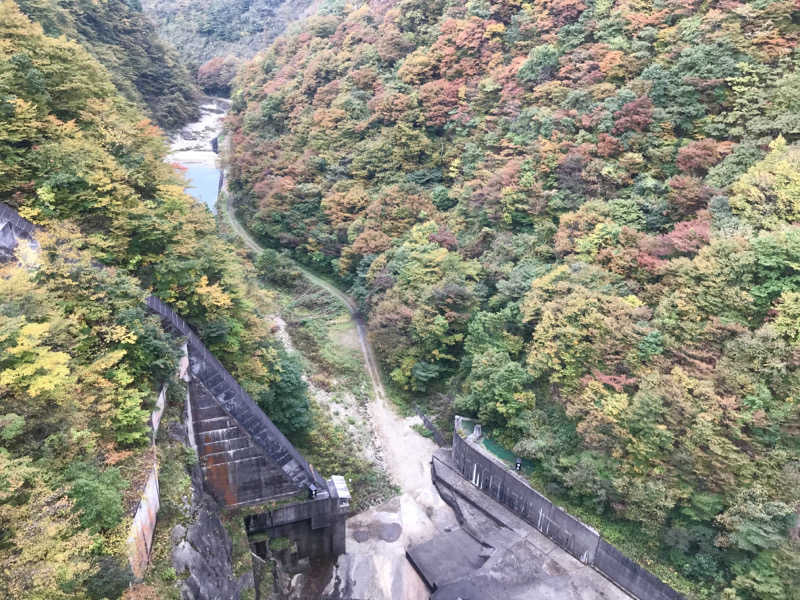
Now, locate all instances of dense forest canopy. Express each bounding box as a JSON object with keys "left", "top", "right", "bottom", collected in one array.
[
  {"left": 141, "top": 0, "right": 313, "bottom": 95},
  {"left": 15, "top": 0, "right": 200, "bottom": 128},
  {"left": 227, "top": 0, "right": 800, "bottom": 596},
  {"left": 0, "top": 3, "right": 310, "bottom": 596}
]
